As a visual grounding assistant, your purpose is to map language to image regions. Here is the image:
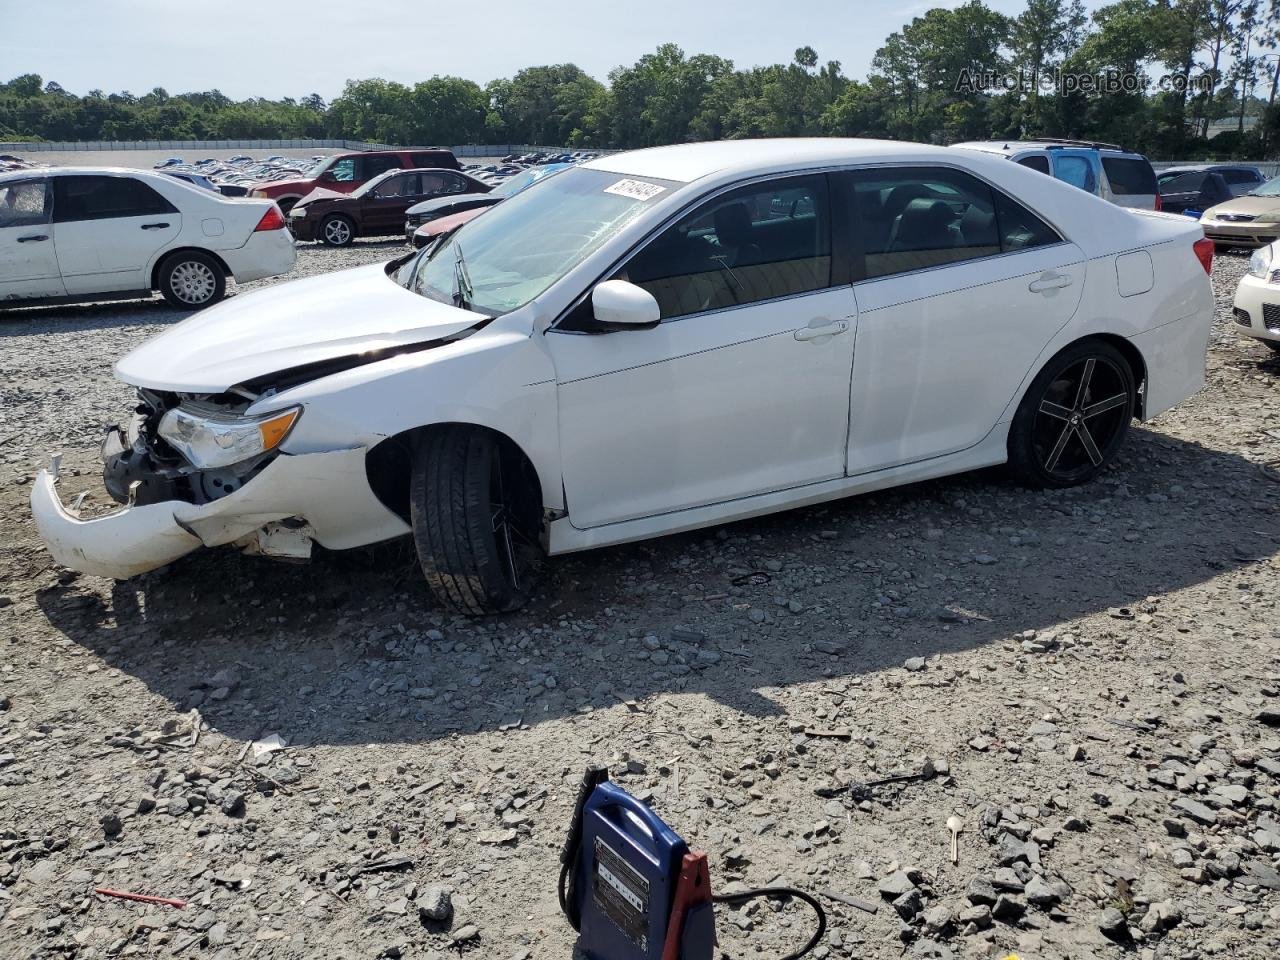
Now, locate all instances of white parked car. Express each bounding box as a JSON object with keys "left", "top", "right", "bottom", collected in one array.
[
  {"left": 32, "top": 139, "right": 1214, "bottom": 614},
  {"left": 1231, "top": 243, "right": 1280, "bottom": 353},
  {"left": 0, "top": 167, "right": 295, "bottom": 309}
]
